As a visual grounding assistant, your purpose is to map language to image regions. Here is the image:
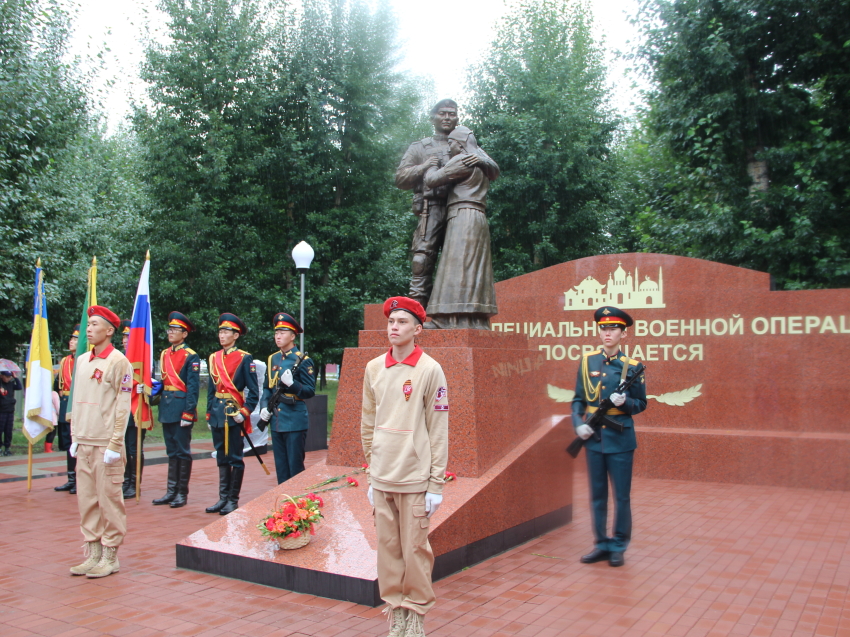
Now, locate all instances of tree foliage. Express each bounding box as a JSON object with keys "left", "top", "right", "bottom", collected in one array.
[
  {"left": 133, "top": 0, "right": 422, "bottom": 365},
  {"left": 625, "top": 0, "right": 850, "bottom": 289},
  {"left": 0, "top": 0, "right": 149, "bottom": 356},
  {"left": 467, "top": 0, "right": 621, "bottom": 280}
]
